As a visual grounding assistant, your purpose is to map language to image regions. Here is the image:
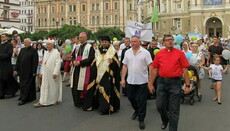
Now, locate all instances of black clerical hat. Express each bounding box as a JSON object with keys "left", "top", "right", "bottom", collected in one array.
[{"left": 100, "top": 36, "right": 111, "bottom": 43}]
